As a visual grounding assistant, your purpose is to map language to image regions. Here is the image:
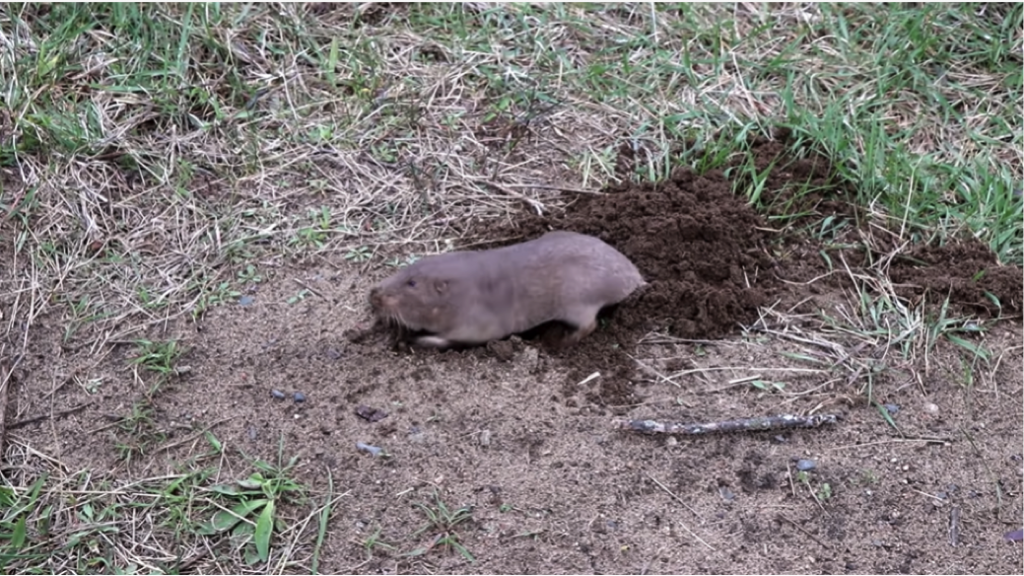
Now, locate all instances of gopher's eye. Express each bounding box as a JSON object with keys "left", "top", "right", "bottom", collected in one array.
[{"left": 406, "top": 279, "right": 417, "bottom": 287}]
